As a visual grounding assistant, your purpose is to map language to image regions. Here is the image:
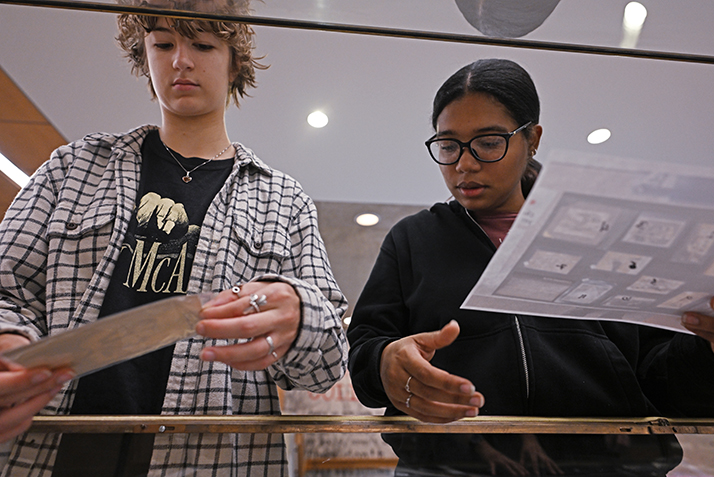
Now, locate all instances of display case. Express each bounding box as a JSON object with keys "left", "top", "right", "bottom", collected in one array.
[{"left": 0, "top": 1, "right": 713, "bottom": 475}]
